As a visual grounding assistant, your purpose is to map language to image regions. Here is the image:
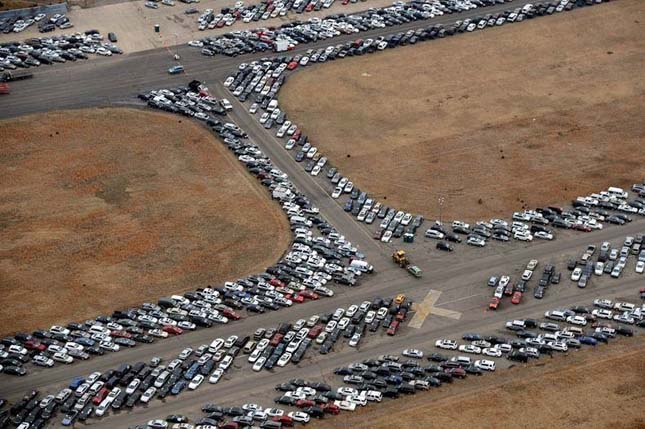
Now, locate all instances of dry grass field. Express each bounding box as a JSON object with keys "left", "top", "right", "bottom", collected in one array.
[
  {"left": 0, "top": 108, "right": 290, "bottom": 336},
  {"left": 281, "top": 0, "right": 645, "bottom": 222},
  {"left": 313, "top": 335, "right": 645, "bottom": 429}
]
